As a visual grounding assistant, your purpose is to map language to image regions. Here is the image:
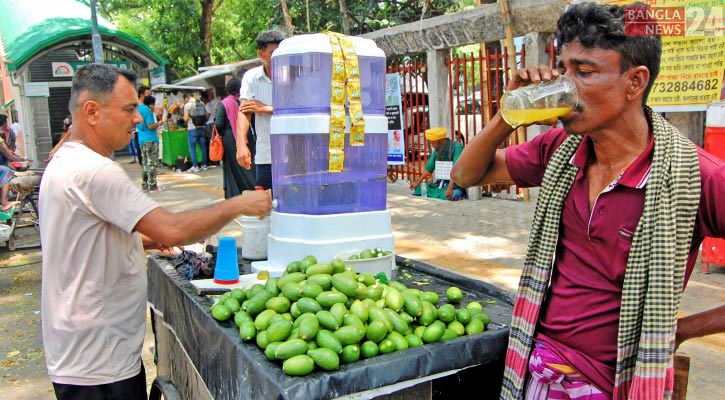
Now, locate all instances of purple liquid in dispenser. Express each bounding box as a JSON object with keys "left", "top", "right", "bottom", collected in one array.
[
  {"left": 271, "top": 132, "right": 387, "bottom": 215},
  {"left": 272, "top": 54, "right": 386, "bottom": 116}
]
